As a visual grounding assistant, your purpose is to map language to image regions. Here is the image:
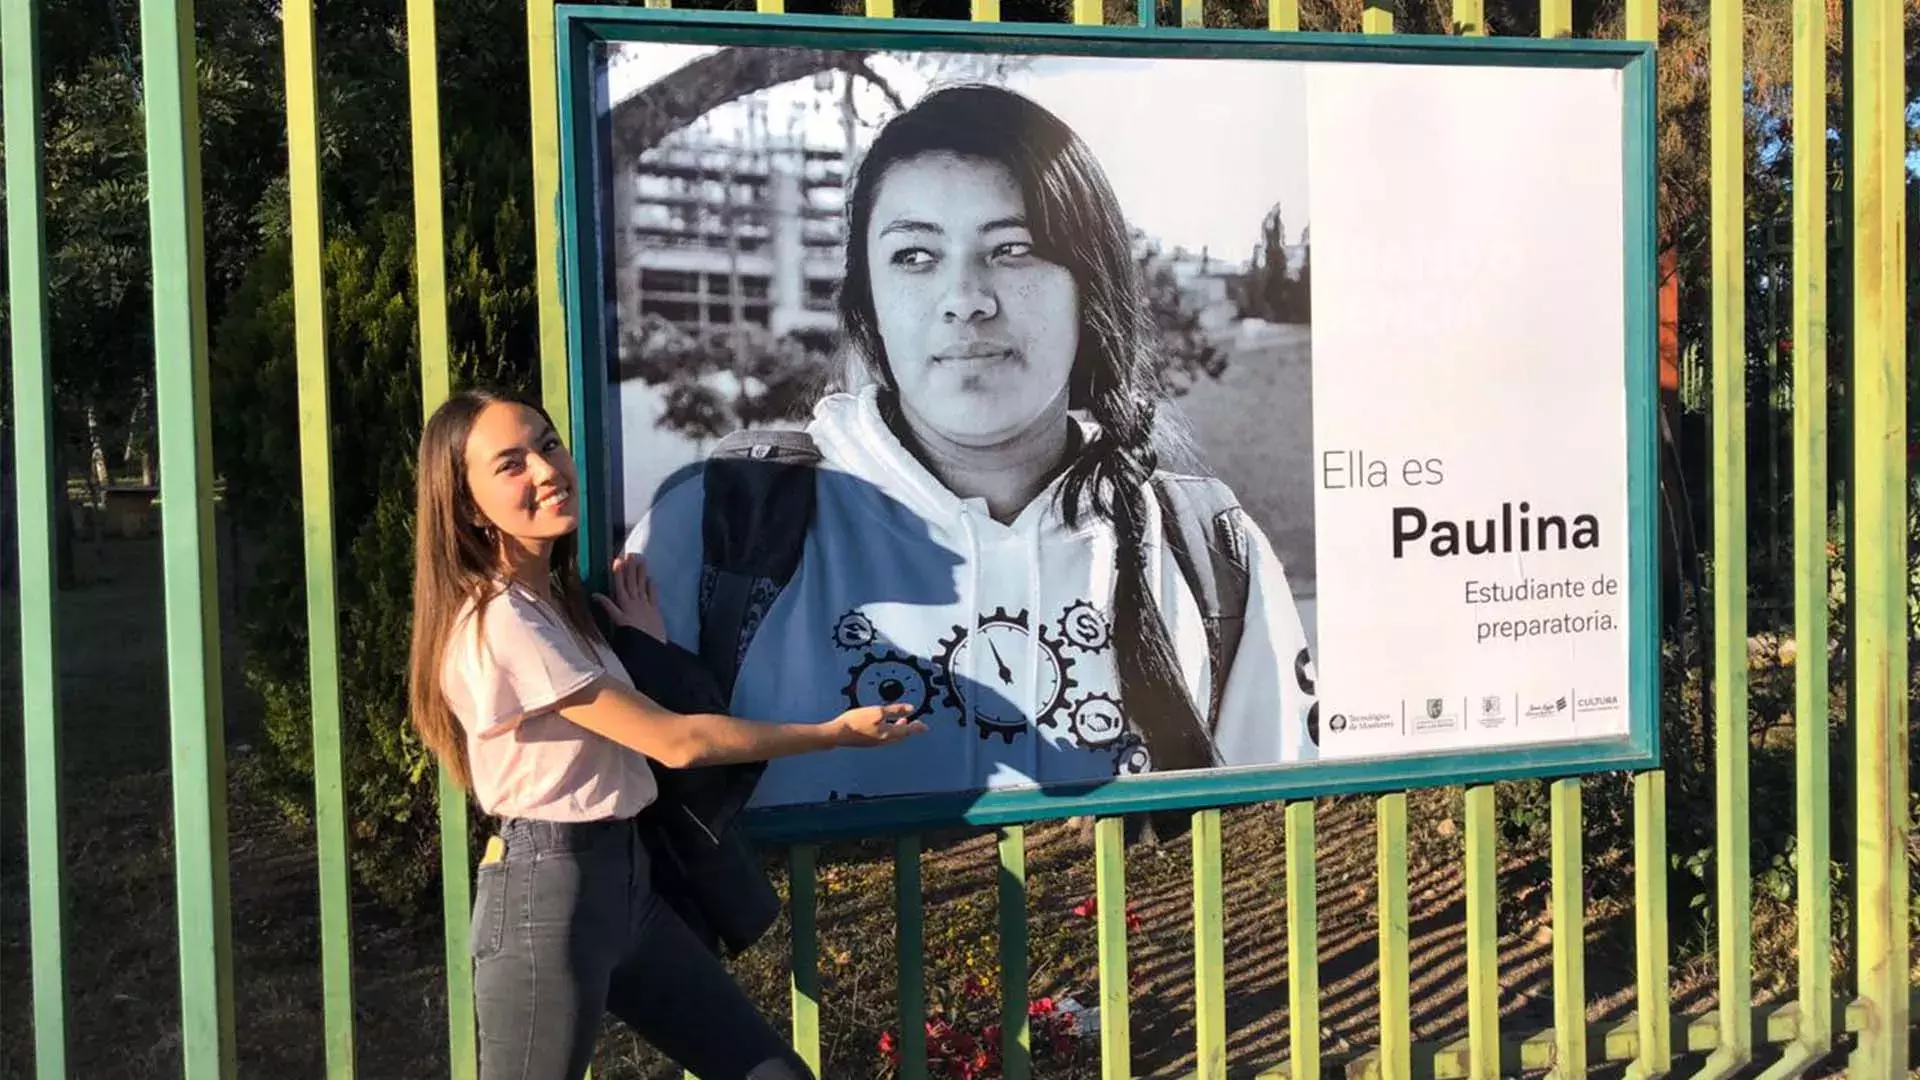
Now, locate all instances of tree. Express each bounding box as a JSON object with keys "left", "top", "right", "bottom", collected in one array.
[
  {"left": 0, "top": 0, "right": 282, "bottom": 578},
  {"left": 208, "top": 0, "right": 544, "bottom": 909},
  {"left": 1237, "top": 205, "right": 1308, "bottom": 325}
]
